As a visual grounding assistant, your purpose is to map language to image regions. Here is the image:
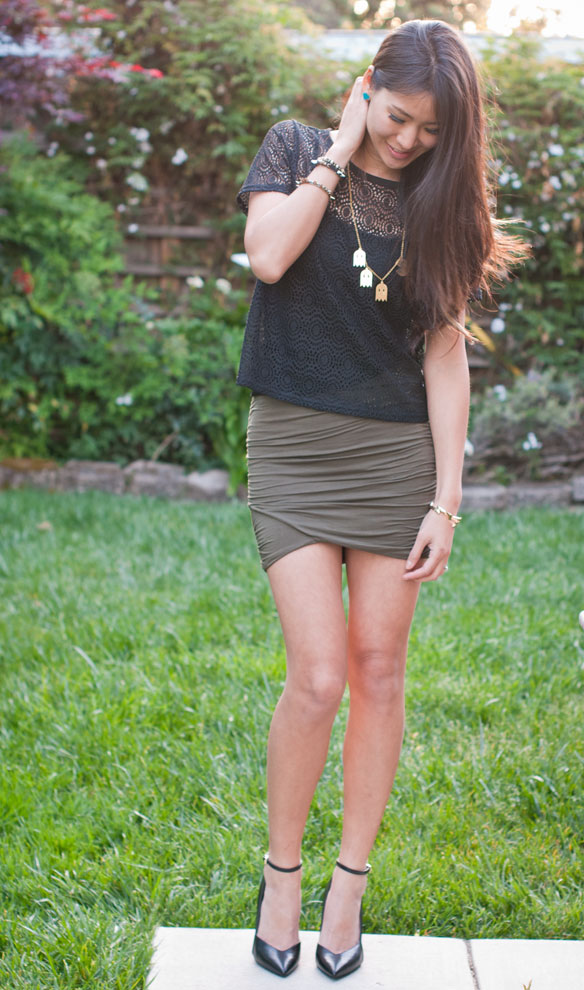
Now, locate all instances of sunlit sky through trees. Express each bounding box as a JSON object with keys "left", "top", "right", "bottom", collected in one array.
[
  {"left": 350, "top": 0, "right": 584, "bottom": 36},
  {"left": 486, "top": 0, "right": 584, "bottom": 36}
]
